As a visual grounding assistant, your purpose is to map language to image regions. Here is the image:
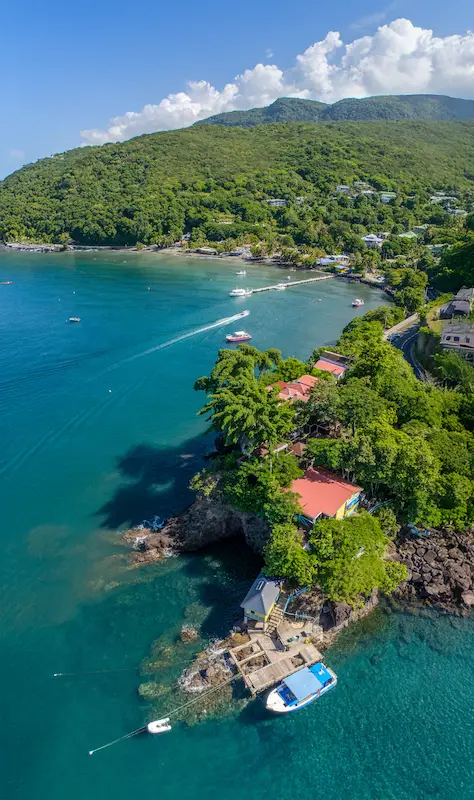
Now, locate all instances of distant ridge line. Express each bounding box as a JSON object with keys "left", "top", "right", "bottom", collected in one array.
[{"left": 196, "top": 94, "right": 474, "bottom": 128}]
